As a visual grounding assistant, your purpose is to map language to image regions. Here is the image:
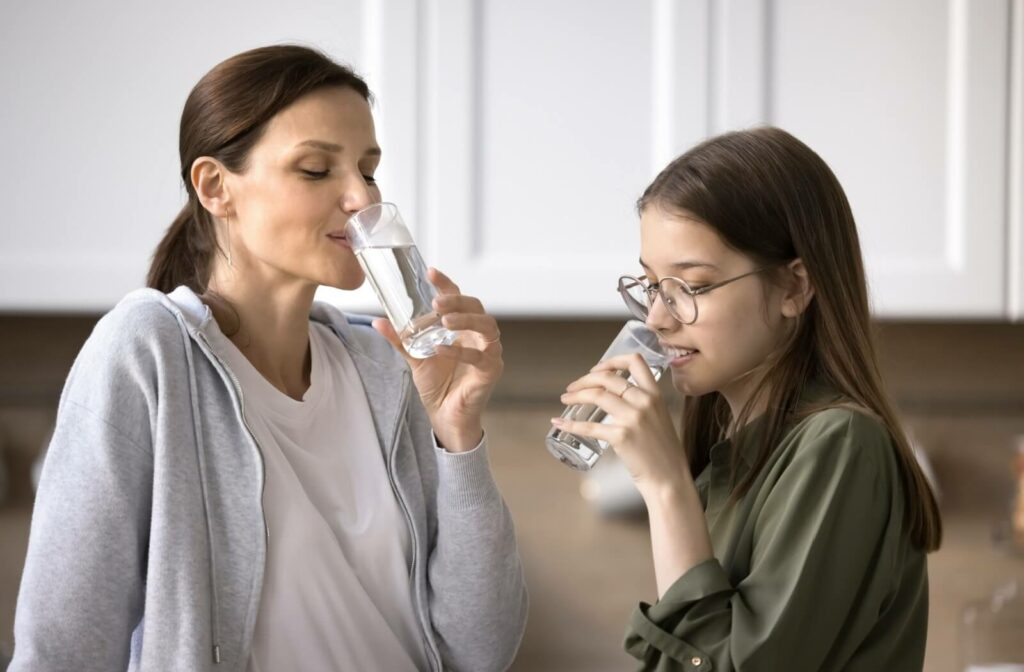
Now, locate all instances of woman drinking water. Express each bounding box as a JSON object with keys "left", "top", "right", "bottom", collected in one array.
[{"left": 11, "top": 45, "right": 527, "bottom": 672}]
